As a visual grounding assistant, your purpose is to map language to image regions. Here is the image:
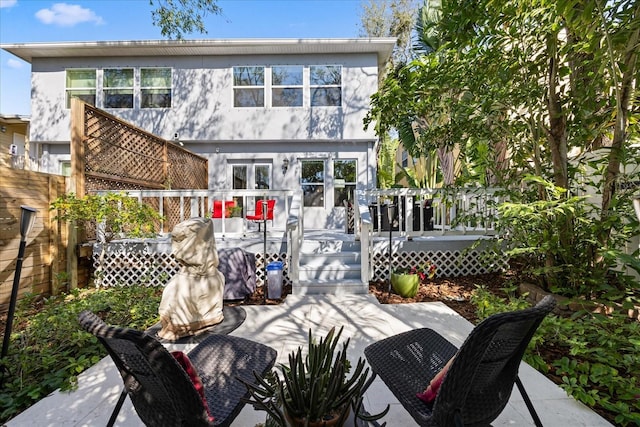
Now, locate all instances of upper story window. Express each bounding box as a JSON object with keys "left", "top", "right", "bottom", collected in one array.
[
  {"left": 103, "top": 68, "right": 134, "bottom": 108},
  {"left": 233, "top": 66, "right": 264, "bottom": 107},
  {"left": 272, "top": 66, "right": 303, "bottom": 107},
  {"left": 141, "top": 68, "right": 172, "bottom": 108},
  {"left": 401, "top": 150, "right": 409, "bottom": 168},
  {"left": 310, "top": 65, "right": 342, "bottom": 107},
  {"left": 66, "top": 69, "right": 96, "bottom": 108}
]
